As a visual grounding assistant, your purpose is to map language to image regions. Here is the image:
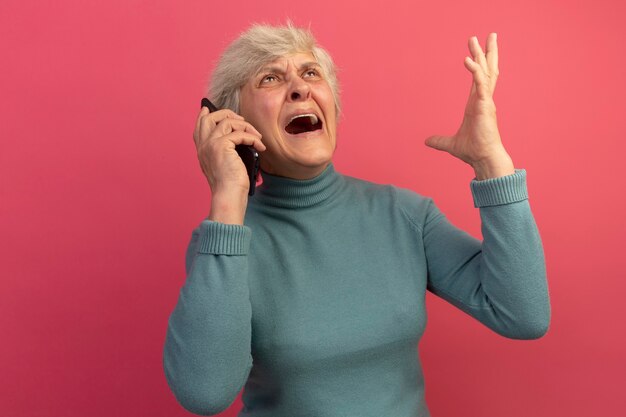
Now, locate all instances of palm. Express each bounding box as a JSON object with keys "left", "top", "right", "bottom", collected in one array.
[
  {"left": 451, "top": 90, "right": 501, "bottom": 165},
  {"left": 426, "top": 33, "right": 512, "bottom": 177}
]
